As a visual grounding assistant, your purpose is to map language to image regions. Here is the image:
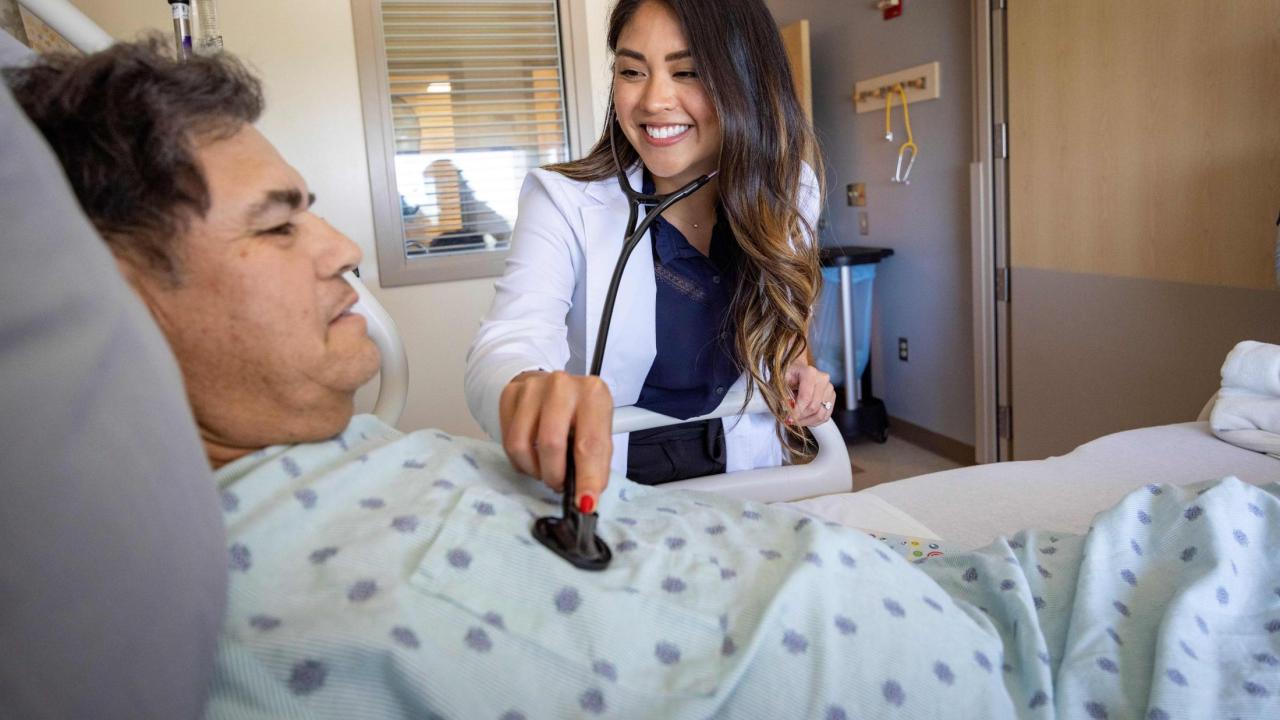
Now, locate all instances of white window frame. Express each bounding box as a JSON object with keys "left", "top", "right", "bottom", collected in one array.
[{"left": 351, "top": 0, "right": 596, "bottom": 286}]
